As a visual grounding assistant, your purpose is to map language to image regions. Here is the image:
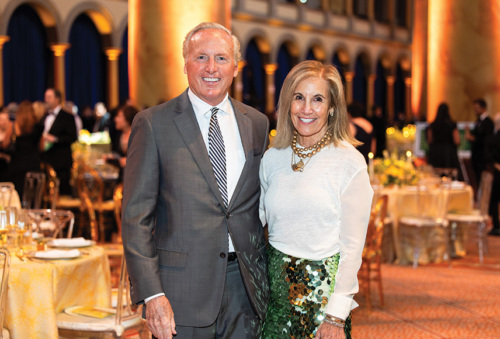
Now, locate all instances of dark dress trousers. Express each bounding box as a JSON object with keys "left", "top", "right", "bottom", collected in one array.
[{"left": 122, "top": 90, "right": 270, "bottom": 328}]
